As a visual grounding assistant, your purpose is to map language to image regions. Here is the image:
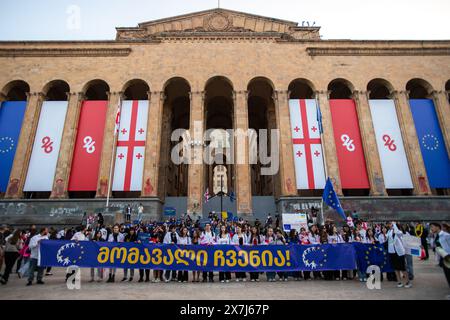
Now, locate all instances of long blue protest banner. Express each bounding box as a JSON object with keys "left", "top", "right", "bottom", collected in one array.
[{"left": 39, "top": 241, "right": 392, "bottom": 272}]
